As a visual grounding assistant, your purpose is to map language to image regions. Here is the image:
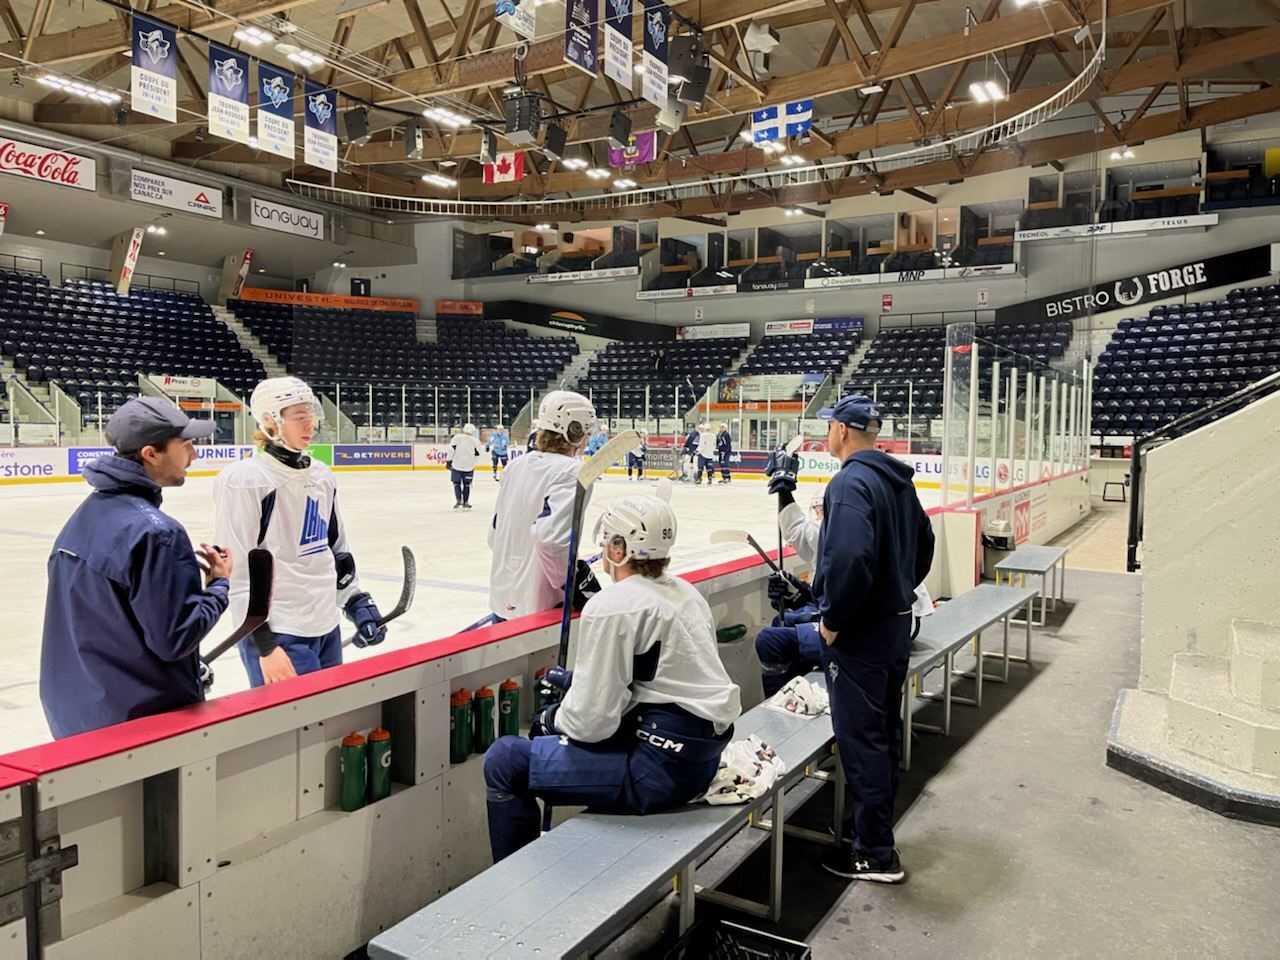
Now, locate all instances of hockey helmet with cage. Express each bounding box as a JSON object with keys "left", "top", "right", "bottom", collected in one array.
[
  {"left": 535, "top": 390, "right": 598, "bottom": 442},
  {"left": 594, "top": 495, "right": 677, "bottom": 563},
  {"left": 251, "top": 377, "right": 322, "bottom": 449}
]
